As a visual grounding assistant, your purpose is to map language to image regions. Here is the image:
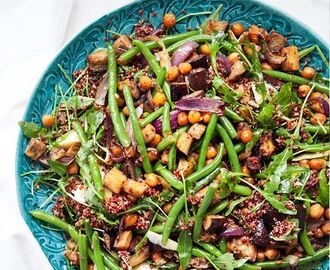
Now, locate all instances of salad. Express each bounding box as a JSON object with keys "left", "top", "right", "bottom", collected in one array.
[{"left": 20, "top": 4, "right": 329, "bottom": 270}]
